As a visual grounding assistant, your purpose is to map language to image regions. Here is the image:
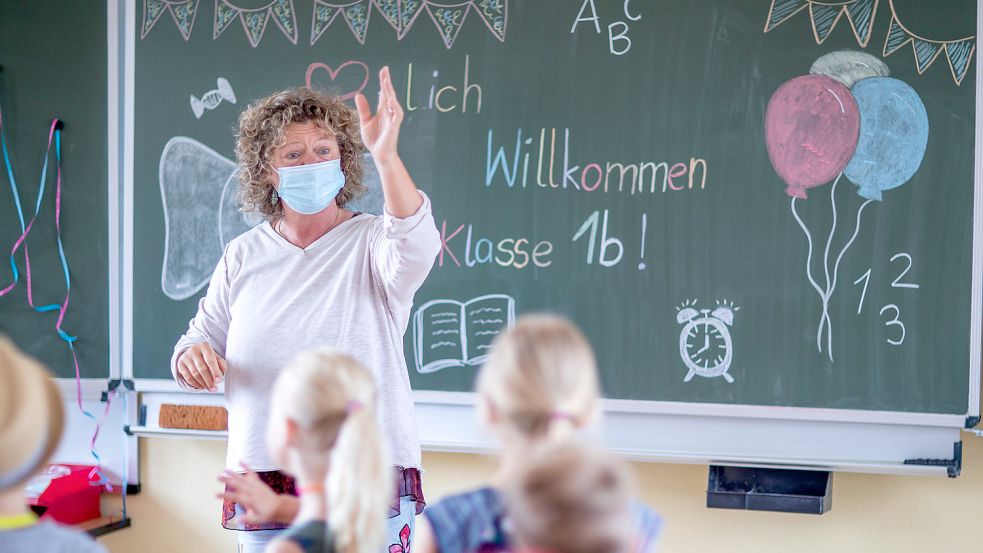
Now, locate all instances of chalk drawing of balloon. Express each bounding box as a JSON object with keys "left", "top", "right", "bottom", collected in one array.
[
  {"left": 764, "top": 54, "right": 928, "bottom": 363},
  {"left": 844, "top": 77, "right": 929, "bottom": 201},
  {"left": 764, "top": 75, "right": 860, "bottom": 199},
  {"left": 810, "top": 50, "right": 889, "bottom": 89}
]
